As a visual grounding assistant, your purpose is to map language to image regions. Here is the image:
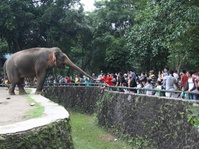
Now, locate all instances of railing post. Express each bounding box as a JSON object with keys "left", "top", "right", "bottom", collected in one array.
[
  {"left": 158, "top": 90, "right": 161, "bottom": 96},
  {"left": 117, "top": 87, "right": 120, "bottom": 92},
  {"left": 137, "top": 88, "right": 140, "bottom": 94},
  {"left": 186, "top": 92, "right": 190, "bottom": 100},
  {"left": 107, "top": 86, "right": 110, "bottom": 91}
]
